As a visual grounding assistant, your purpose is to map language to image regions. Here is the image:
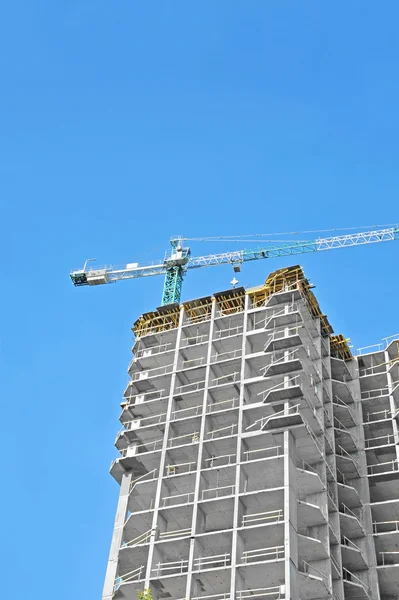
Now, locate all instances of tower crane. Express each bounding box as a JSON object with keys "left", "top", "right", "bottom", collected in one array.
[{"left": 70, "top": 226, "right": 399, "bottom": 306}]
